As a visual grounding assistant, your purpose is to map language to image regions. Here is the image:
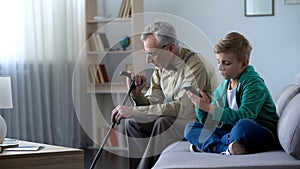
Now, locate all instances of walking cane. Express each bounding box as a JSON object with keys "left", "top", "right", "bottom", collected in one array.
[{"left": 89, "top": 71, "right": 136, "bottom": 169}]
